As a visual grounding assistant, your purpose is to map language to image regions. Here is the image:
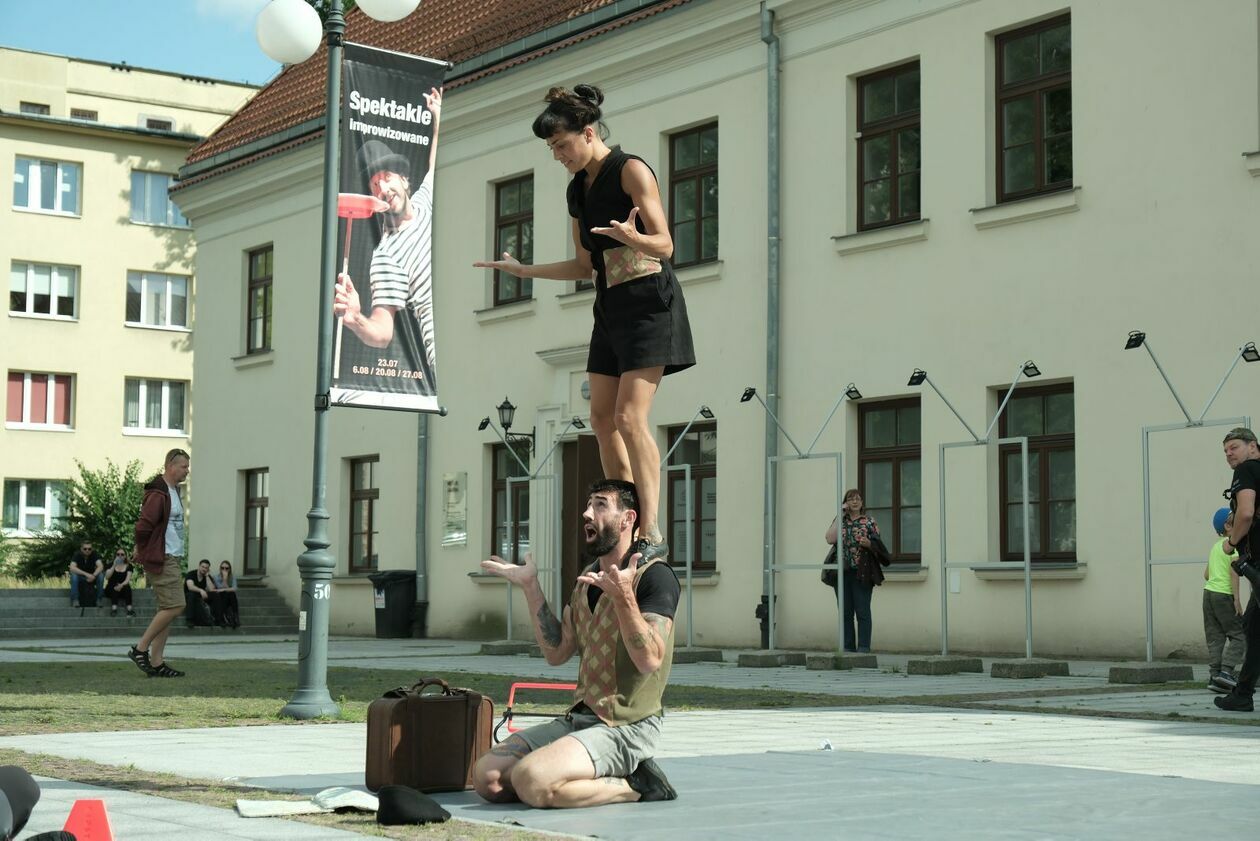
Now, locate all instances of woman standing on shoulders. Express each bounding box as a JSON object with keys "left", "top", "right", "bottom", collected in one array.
[
  {"left": 475, "top": 85, "right": 695, "bottom": 561},
  {"left": 825, "top": 489, "right": 889, "bottom": 653}
]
